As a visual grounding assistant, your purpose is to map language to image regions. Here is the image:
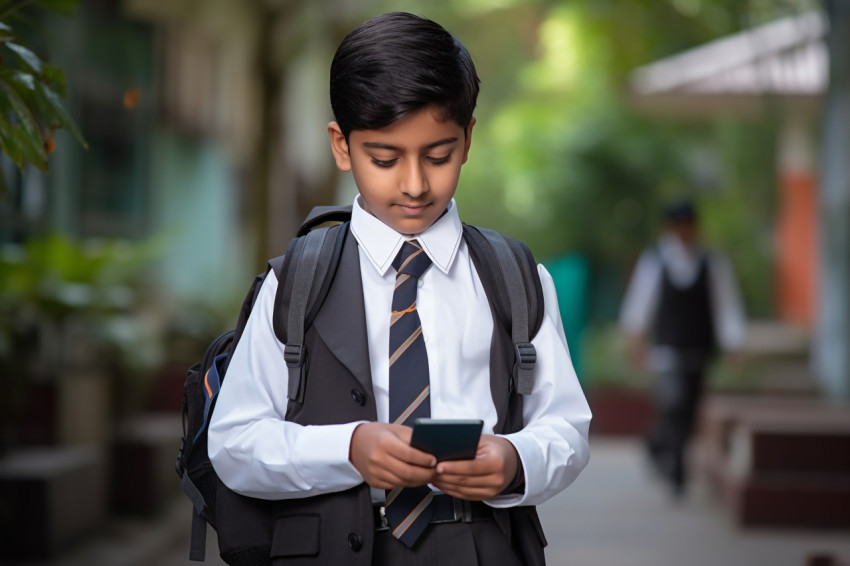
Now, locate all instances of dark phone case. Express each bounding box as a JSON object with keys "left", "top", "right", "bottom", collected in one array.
[{"left": 409, "top": 418, "right": 484, "bottom": 461}]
